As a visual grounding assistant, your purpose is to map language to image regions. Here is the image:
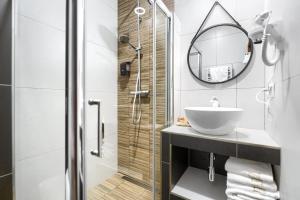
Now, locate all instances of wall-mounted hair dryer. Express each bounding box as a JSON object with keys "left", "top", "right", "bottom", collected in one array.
[{"left": 248, "top": 11, "right": 283, "bottom": 66}]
